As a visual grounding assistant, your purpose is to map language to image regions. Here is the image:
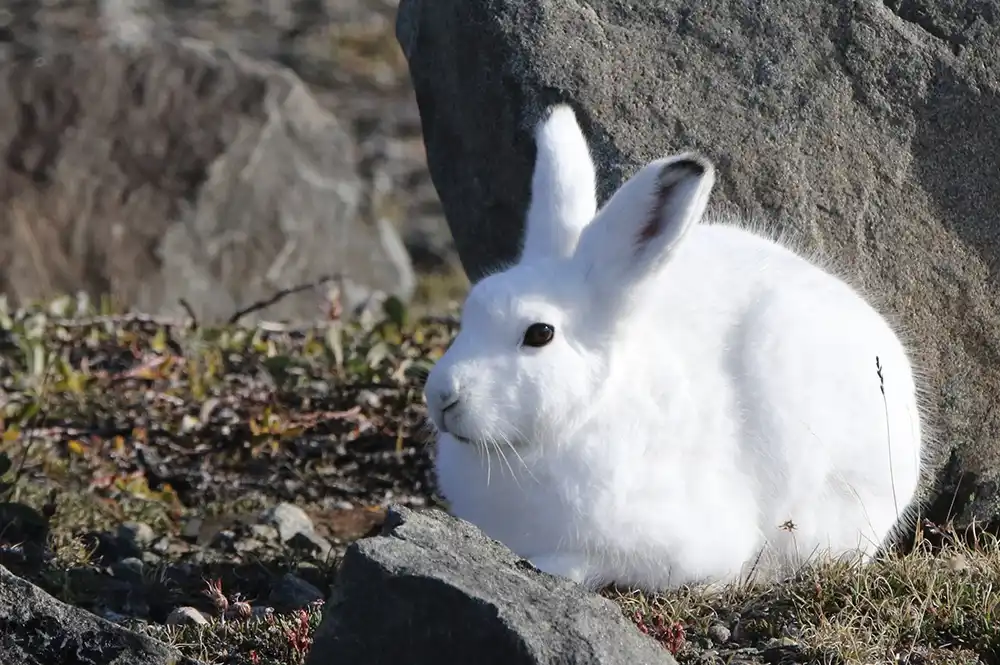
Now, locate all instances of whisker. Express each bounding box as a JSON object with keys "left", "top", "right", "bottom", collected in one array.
[
  {"left": 491, "top": 432, "right": 520, "bottom": 487},
  {"left": 483, "top": 438, "right": 492, "bottom": 486},
  {"left": 503, "top": 433, "right": 537, "bottom": 484}
]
